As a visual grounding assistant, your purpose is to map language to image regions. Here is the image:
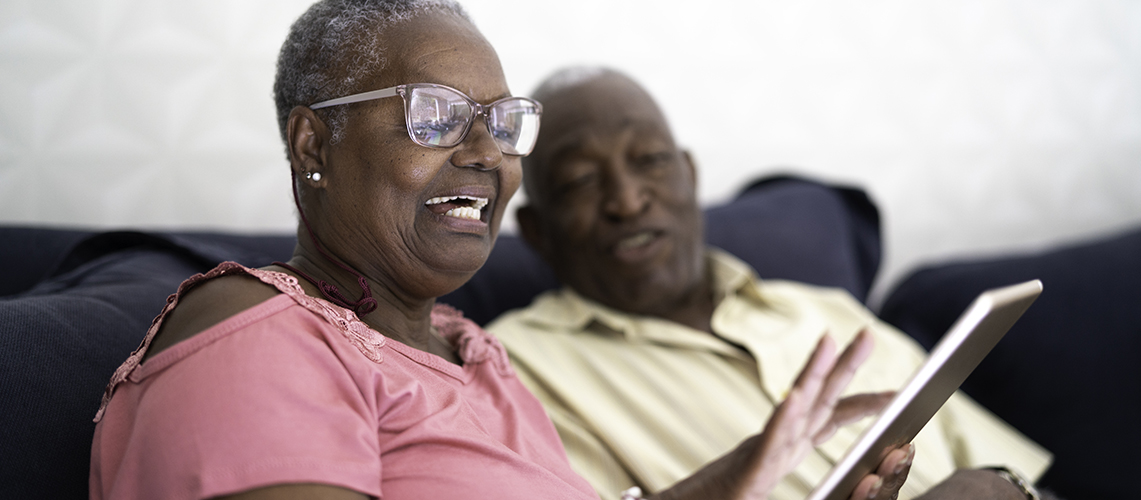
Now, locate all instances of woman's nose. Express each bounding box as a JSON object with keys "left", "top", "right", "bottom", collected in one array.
[{"left": 450, "top": 116, "right": 503, "bottom": 171}]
